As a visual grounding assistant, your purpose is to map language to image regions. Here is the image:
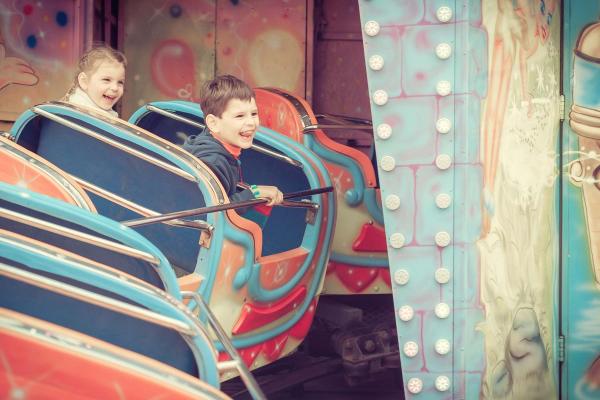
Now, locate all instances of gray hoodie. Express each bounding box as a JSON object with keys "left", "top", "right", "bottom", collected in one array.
[{"left": 182, "top": 129, "right": 254, "bottom": 204}]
